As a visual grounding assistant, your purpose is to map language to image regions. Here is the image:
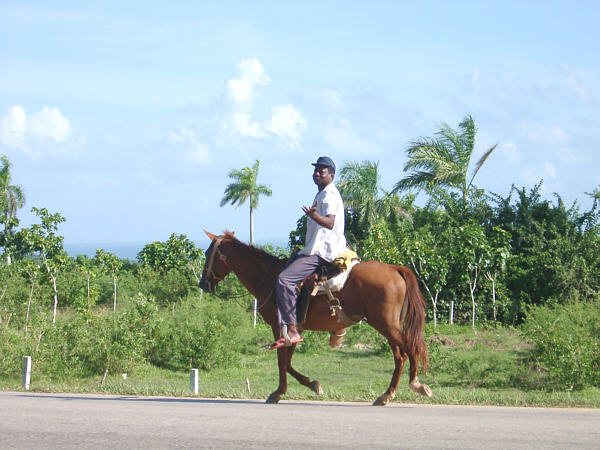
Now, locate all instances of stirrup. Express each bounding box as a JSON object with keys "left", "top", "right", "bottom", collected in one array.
[{"left": 281, "top": 324, "right": 292, "bottom": 346}]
